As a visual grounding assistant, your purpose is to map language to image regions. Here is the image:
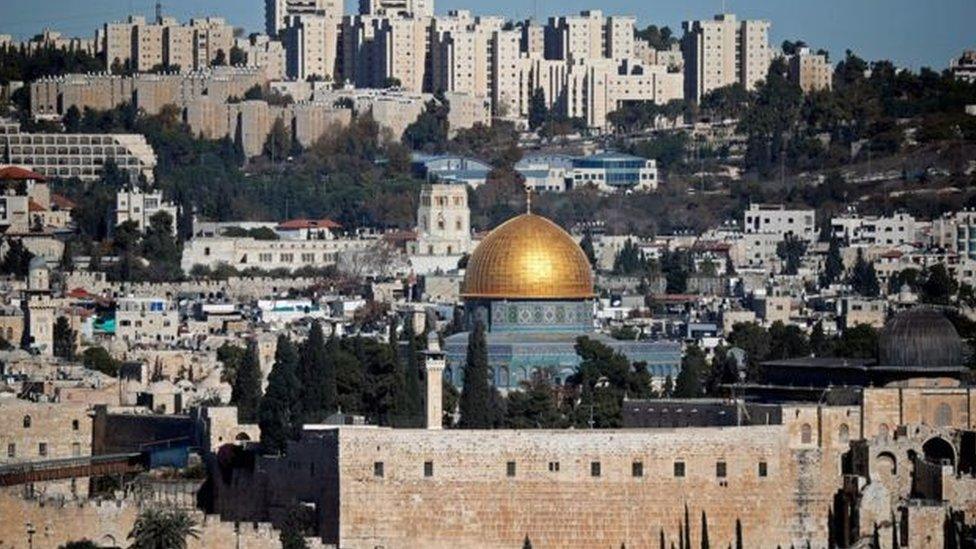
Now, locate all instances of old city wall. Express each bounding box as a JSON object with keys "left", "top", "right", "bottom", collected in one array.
[
  {"left": 322, "top": 425, "right": 837, "bottom": 549},
  {"left": 0, "top": 491, "right": 319, "bottom": 549}
]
